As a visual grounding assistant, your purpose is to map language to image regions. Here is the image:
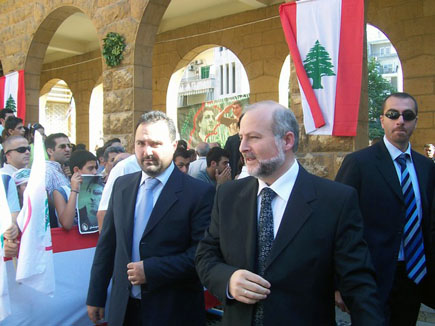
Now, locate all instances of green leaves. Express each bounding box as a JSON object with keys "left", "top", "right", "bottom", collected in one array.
[
  {"left": 102, "top": 32, "right": 126, "bottom": 67},
  {"left": 303, "top": 40, "right": 336, "bottom": 89}
]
